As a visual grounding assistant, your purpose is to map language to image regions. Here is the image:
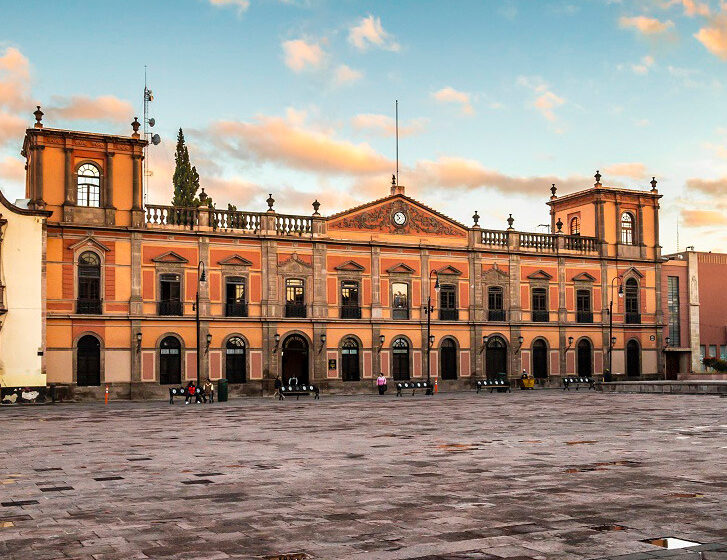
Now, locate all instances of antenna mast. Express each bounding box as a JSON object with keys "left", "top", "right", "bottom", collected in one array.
[
  {"left": 676, "top": 214, "right": 680, "bottom": 252},
  {"left": 395, "top": 99, "right": 399, "bottom": 186},
  {"left": 142, "top": 67, "right": 159, "bottom": 205}
]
